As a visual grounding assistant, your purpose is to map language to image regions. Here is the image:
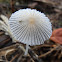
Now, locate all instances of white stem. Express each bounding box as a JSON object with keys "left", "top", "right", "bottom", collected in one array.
[{"left": 24, "top": 44, "right": 29, "bottom": 55}]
